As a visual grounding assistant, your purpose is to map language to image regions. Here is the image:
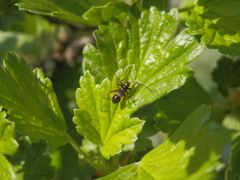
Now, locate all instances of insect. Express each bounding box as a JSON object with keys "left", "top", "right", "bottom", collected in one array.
[
  {"left": 110, "top": 80, "right": 133, "bottom": 104},
  {"left": 109, "top": 69, "right": 151, "bottom": 104}
]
